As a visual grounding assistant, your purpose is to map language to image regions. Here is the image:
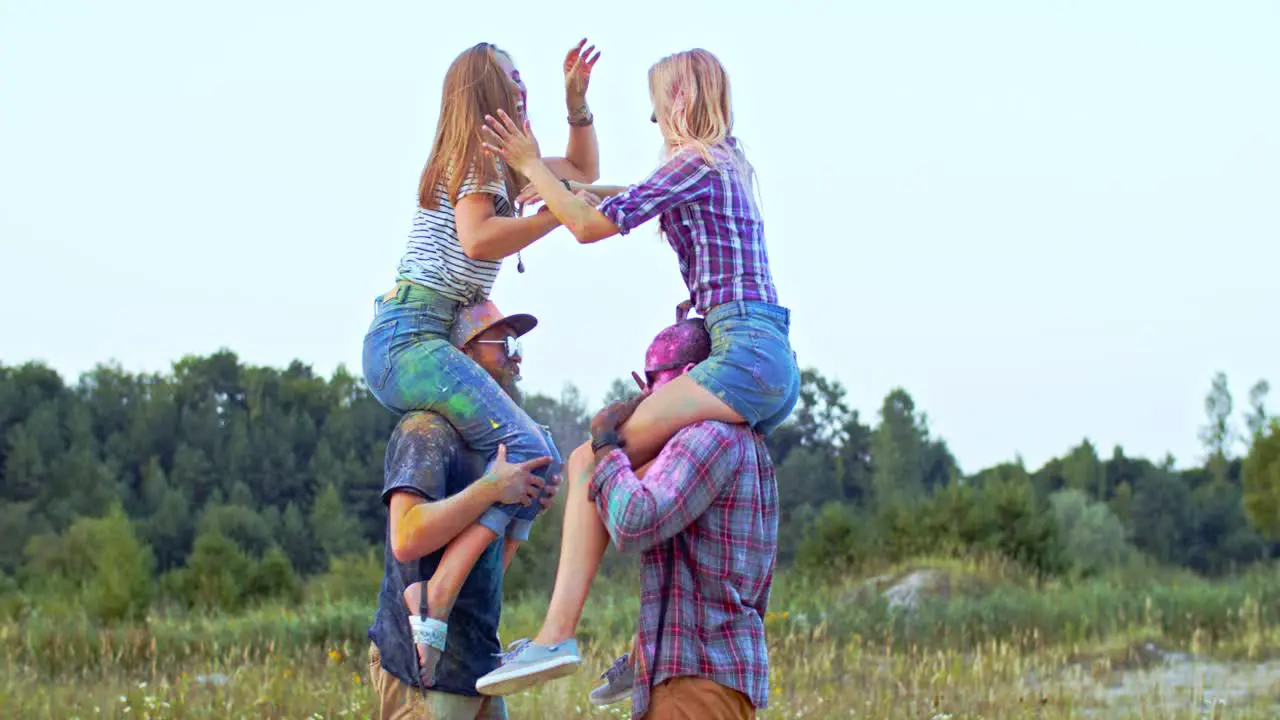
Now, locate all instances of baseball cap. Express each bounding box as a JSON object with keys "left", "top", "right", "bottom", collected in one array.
[{"left": 449, "top": 300, "right": 538, "bottom": 348}]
